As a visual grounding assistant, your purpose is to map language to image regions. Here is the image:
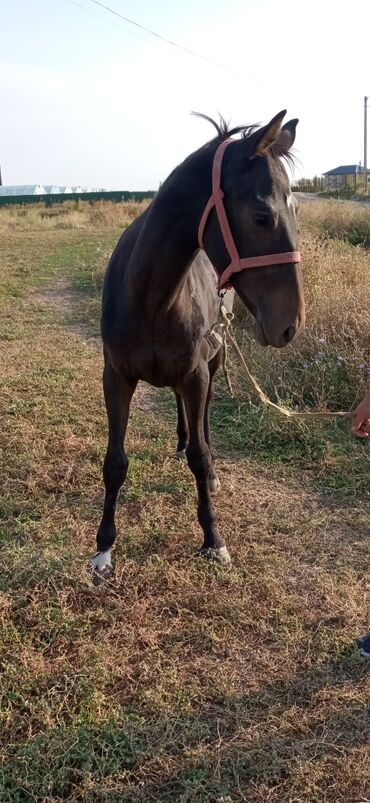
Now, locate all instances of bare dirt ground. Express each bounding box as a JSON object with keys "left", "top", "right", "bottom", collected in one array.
[{"left": 294, "top": 191, "right": 370, "bottom": 206}]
